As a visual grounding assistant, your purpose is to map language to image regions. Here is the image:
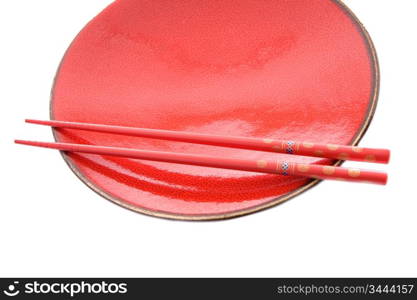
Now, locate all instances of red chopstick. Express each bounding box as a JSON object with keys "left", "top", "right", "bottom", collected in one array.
[
  {"left": 26, "top": 119, "right": 390, "bottom": 164},
  {"left": 14, "top": 140, "right": 388, "bottom": 185}
]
